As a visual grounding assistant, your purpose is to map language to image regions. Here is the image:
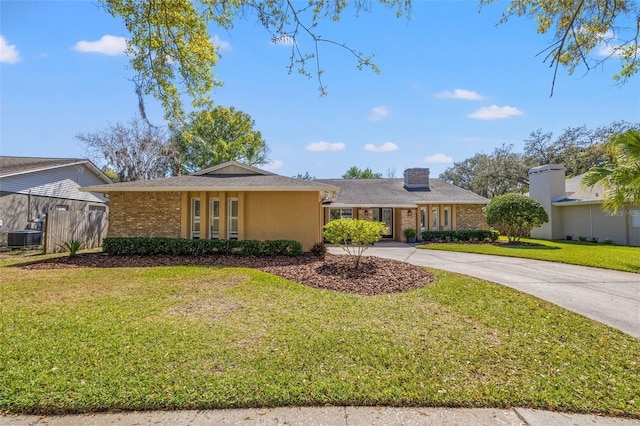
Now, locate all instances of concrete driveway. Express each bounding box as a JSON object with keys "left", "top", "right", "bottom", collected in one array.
[{"left": 328, "top": 244, "right": 640, "bottom": 338}]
